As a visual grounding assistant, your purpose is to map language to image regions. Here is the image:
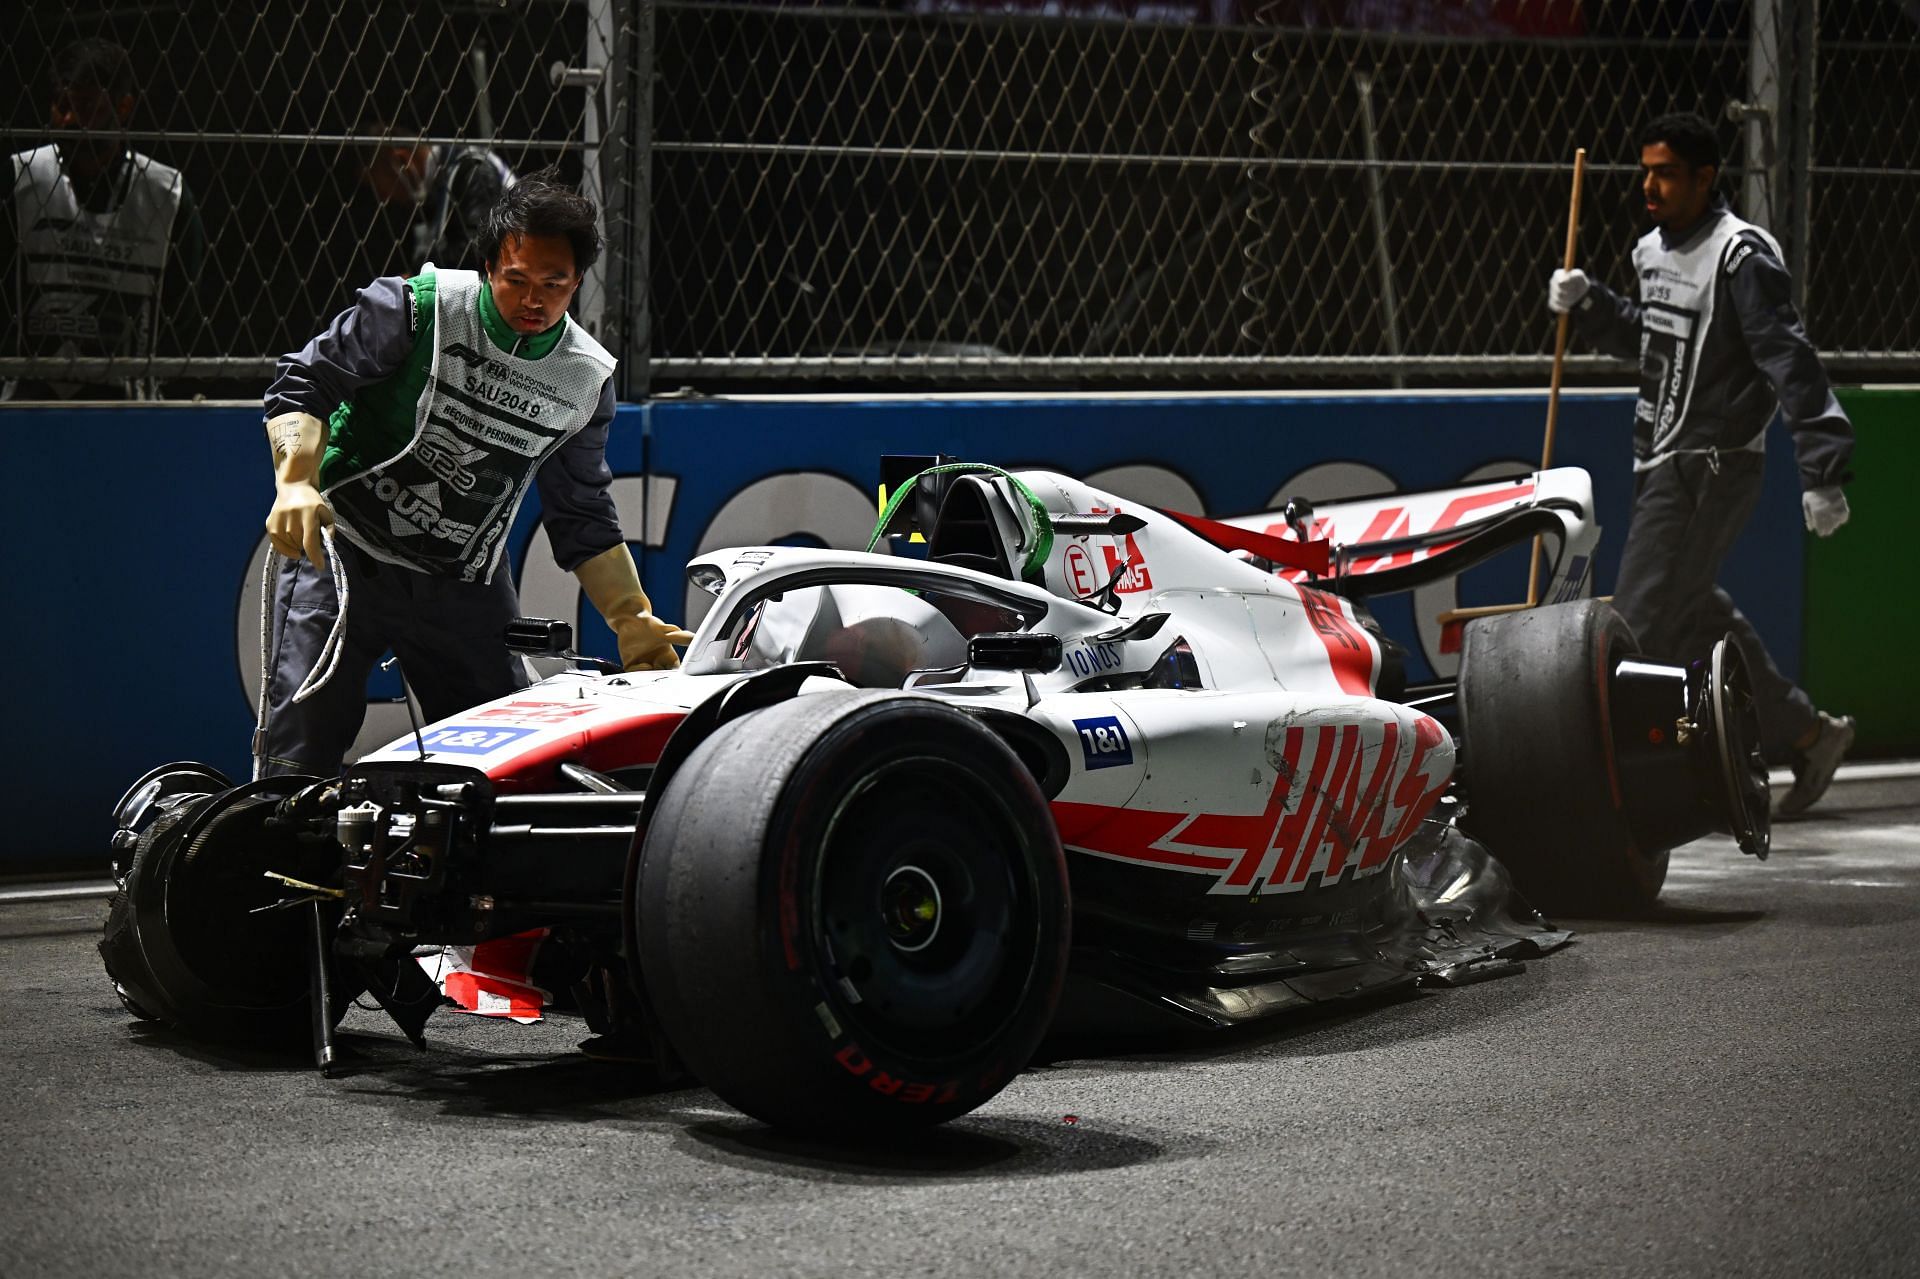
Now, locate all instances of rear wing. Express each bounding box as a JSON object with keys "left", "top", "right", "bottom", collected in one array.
[{"left": 1217, "top": 467, "right": 1601, "bottom": 604}]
